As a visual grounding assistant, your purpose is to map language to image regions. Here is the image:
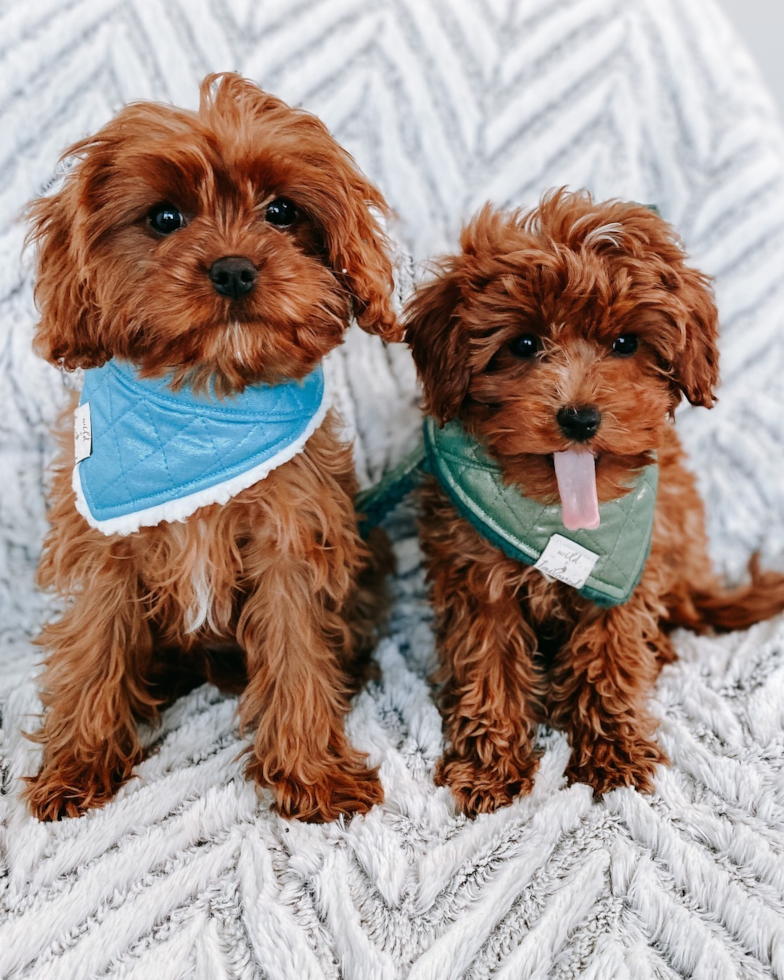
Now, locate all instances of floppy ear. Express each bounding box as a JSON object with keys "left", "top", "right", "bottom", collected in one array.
[
  {"left": 26, "top": 171, "right": 109, "bottom": 370},
  {"left": 670, "top": 265, "right": 720, "bottom": 407},
  {"left": 326, "top": 173, "right": 401, "bottom": 343},
  {"left": 404, "top": 262, "right": 471, "bottom": 425},
  {"left": 610, "top": 204, "right": 720, "bottom": 409}
]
